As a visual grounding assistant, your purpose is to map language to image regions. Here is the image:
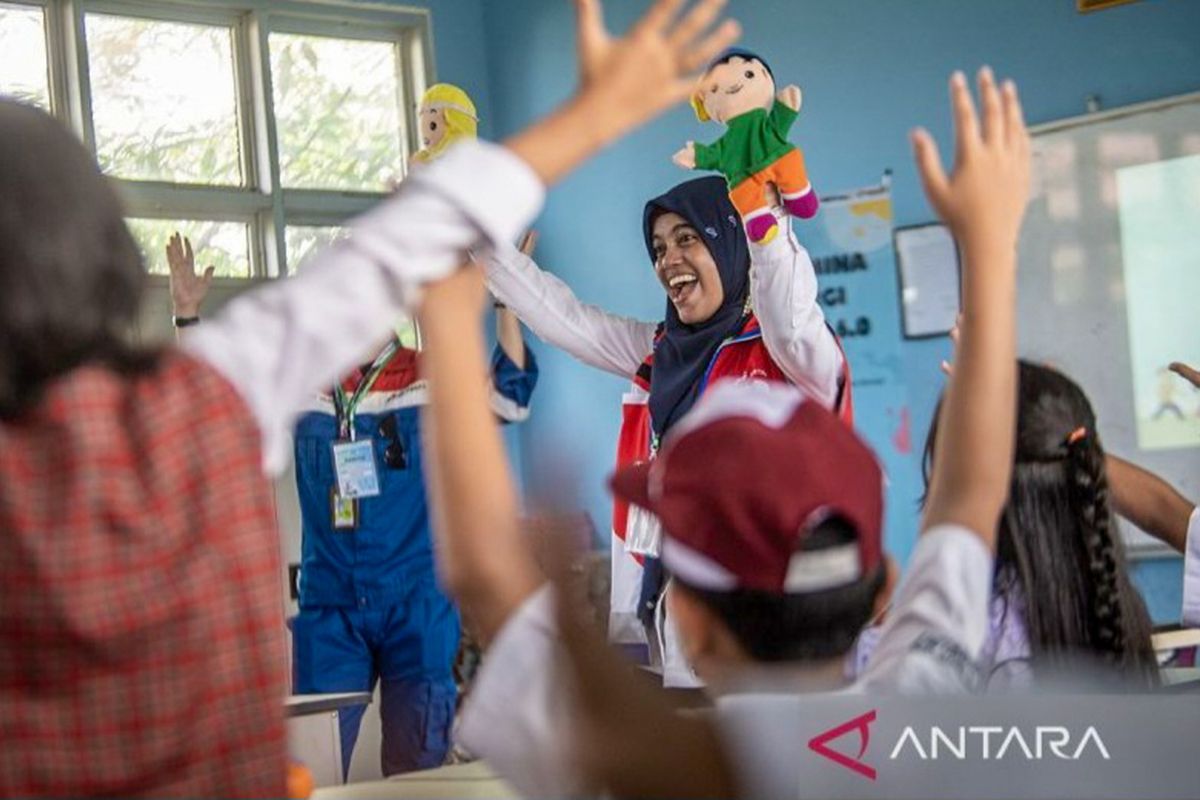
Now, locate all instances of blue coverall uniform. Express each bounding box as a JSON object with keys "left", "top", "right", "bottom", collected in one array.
[{"left": 291, "top": 345, "right": 537, "bottom": 776}]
